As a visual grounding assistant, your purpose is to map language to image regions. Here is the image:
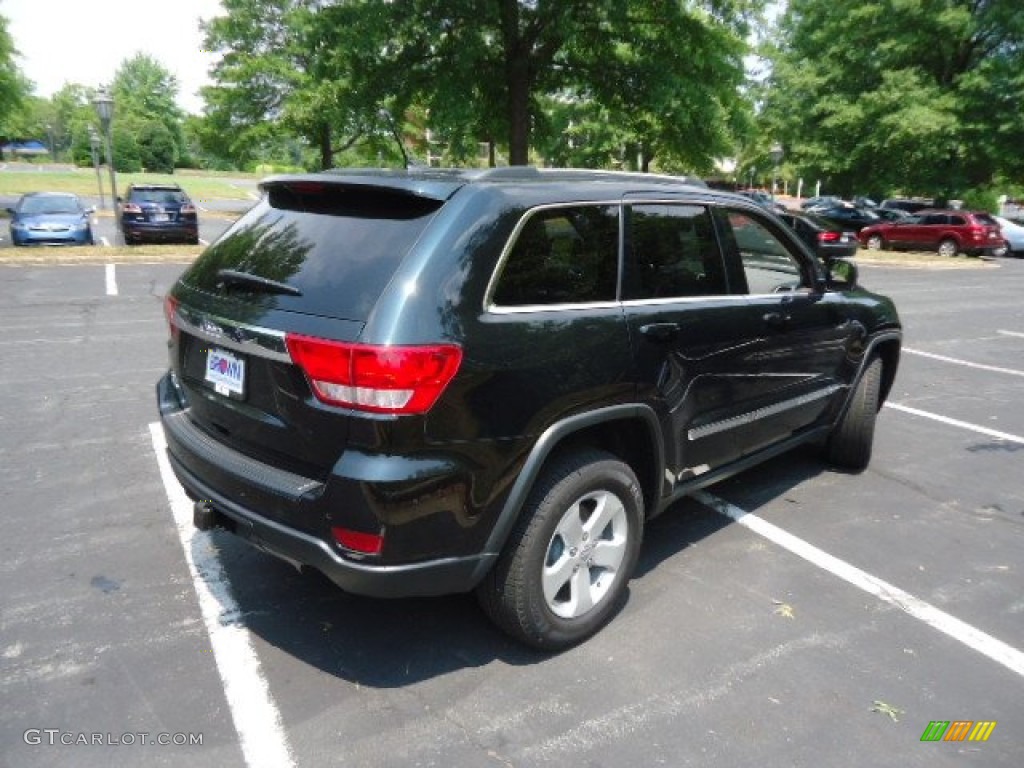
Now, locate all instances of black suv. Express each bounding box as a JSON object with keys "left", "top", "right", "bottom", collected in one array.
[
  {"left": 120, "top": 183, "right": 199, "bottom": 245},
  {"left": 157, "top": 168, "right": 901, "bottom": 649}
]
